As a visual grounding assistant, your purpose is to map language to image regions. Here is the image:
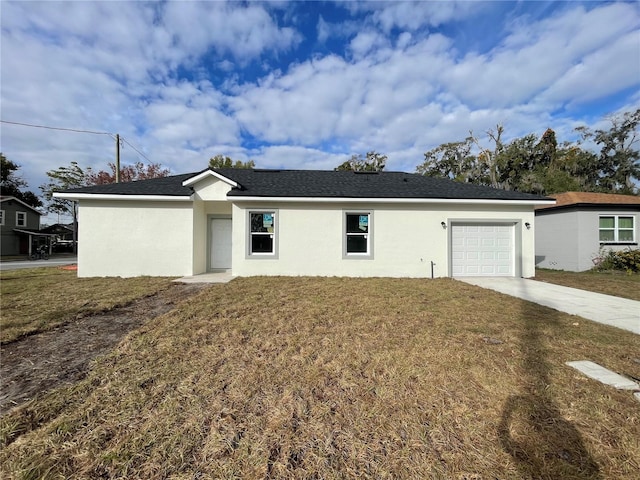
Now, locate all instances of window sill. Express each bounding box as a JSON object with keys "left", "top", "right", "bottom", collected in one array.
[
  {"left": 599, "top": 242, "right": 637, "bottom": 246},
  {"left": 344, "top": 253, "right": 373, "bottom": 259}
]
